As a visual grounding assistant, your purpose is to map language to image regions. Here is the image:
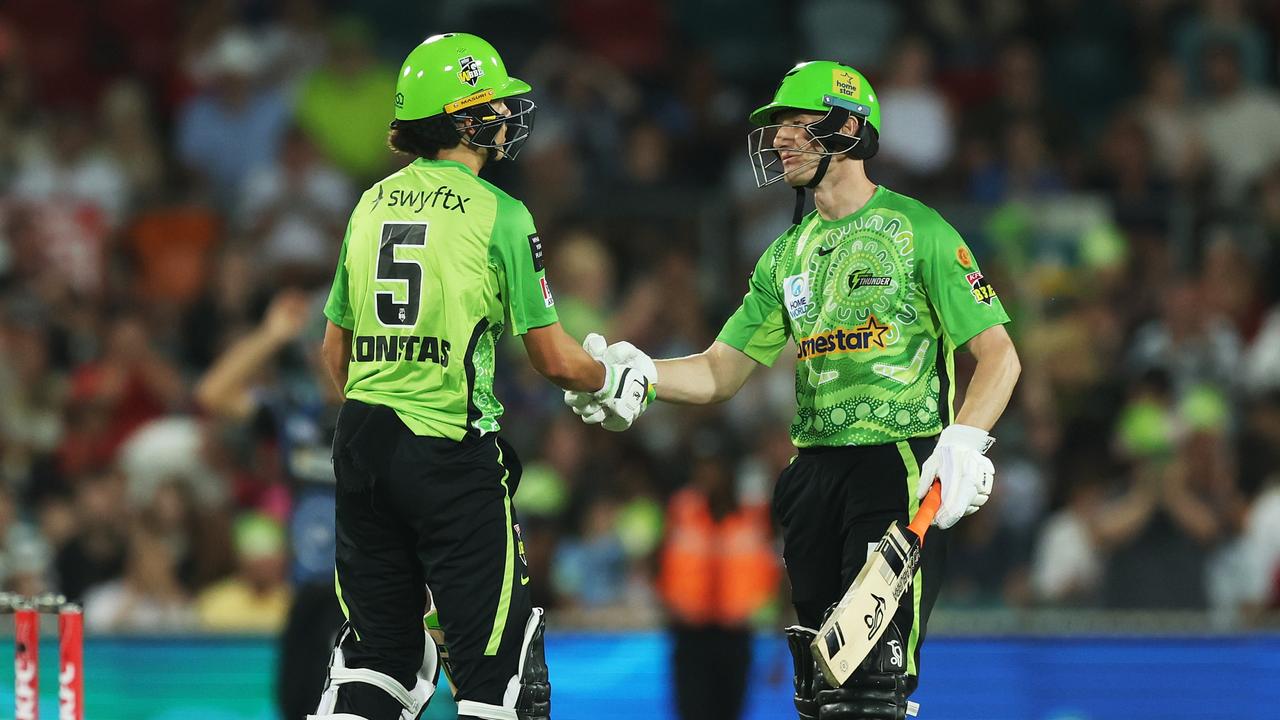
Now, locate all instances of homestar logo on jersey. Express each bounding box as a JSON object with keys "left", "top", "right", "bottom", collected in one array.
[
  {"left": 796, "top": 315, "right": 891, "bottom": 360},
  {"left": 386, "top": 186, "right": 470, "bottom": 213},
  {"left": 783, "top": 273, "right": 811, "bottom": 319}
]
